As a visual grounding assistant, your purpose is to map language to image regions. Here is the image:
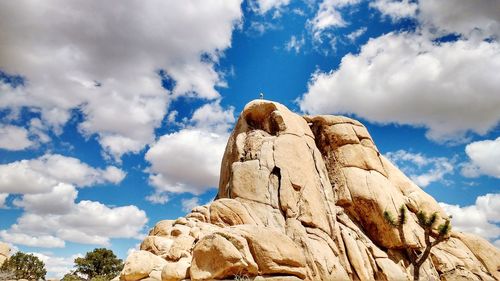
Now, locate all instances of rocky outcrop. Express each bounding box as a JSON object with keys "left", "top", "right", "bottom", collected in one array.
[
  {"left": 0, "top": 242, "right": 10, "bottom": 267},
  {"left": 120, "top": 100, "right": 500, "bottom": 281}
]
